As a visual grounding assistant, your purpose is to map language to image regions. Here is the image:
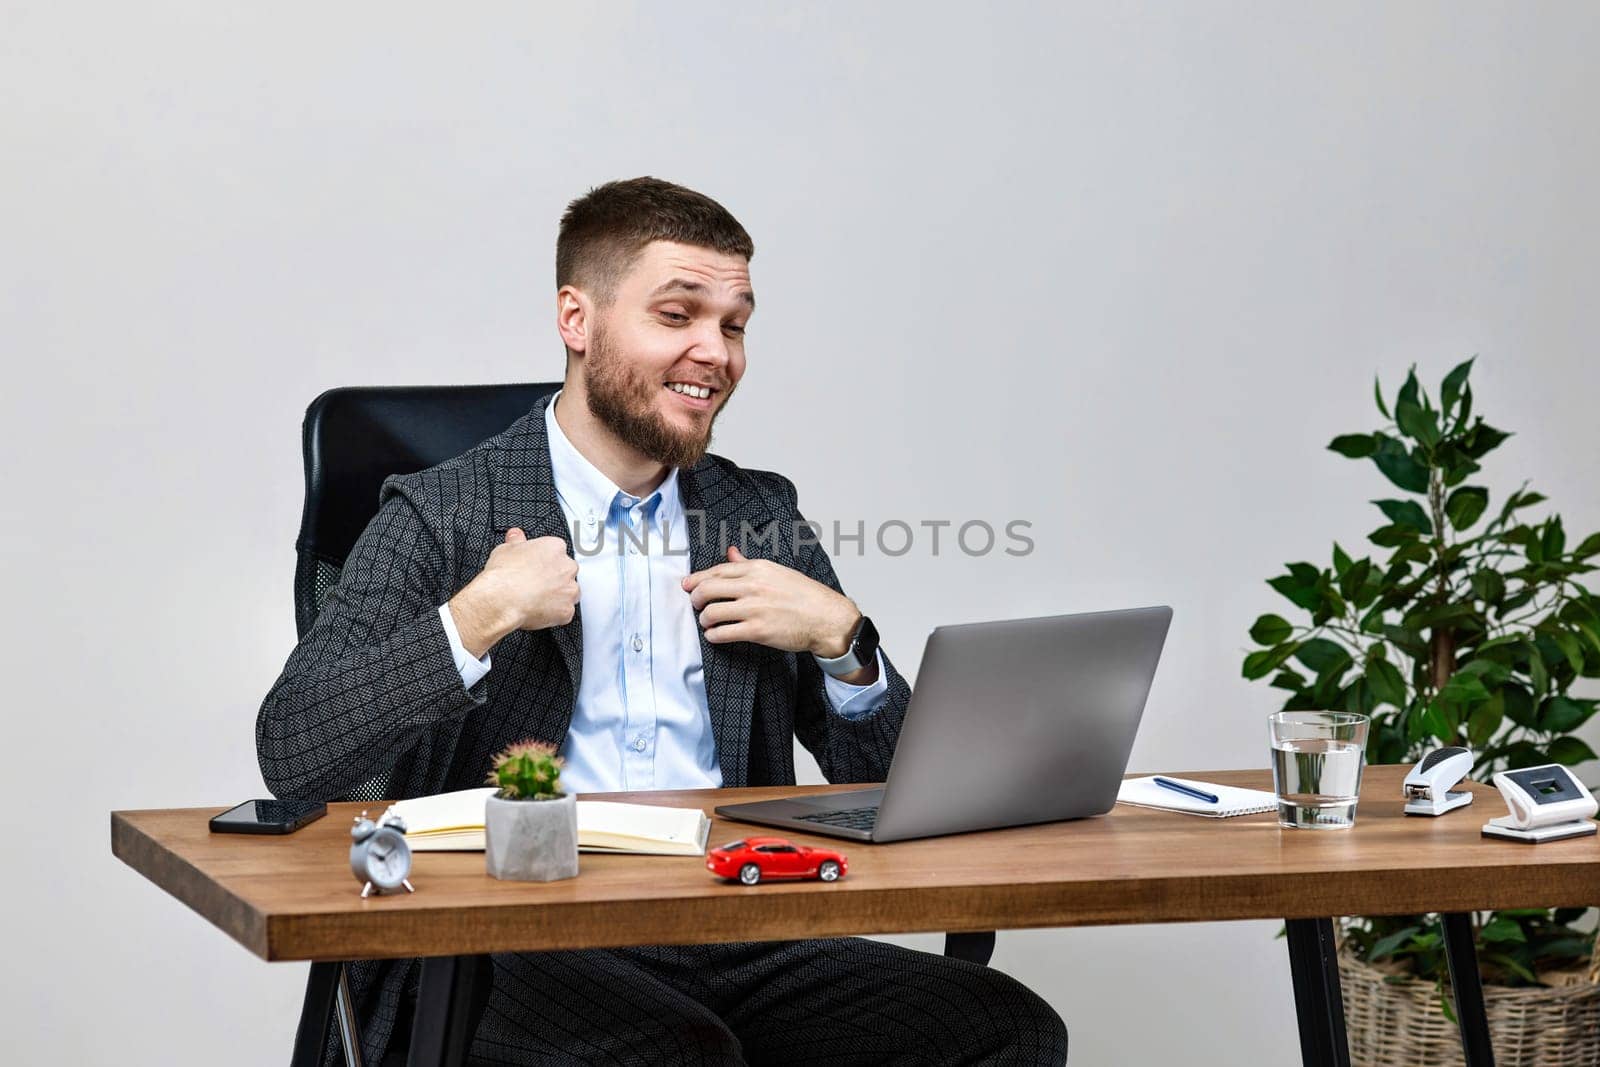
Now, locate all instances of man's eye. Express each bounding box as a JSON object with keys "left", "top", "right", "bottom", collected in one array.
[
  {"left": 723, "top": 324, "right": 746, "bottom": 336},
  {"left": 659, "top": 311, "right": 689, "bottom": 324}
]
